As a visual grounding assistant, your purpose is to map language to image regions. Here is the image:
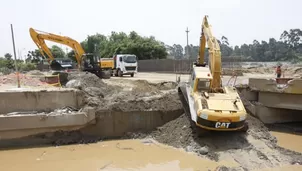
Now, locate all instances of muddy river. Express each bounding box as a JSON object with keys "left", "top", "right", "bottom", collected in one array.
[
  {"left": 0, "top": 139, "right": 238, "bottom": 171},
  {"left": 271, "top": 131, "right": 302, "bottom": 153},
  {"left": 0, "top": 136, "right": 300, "bottom": 171}
]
